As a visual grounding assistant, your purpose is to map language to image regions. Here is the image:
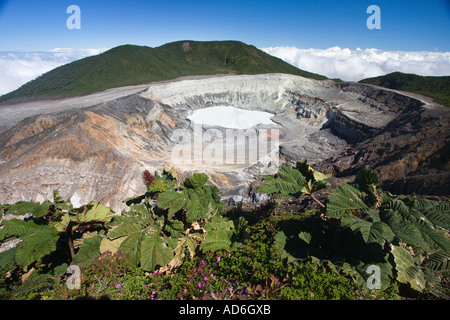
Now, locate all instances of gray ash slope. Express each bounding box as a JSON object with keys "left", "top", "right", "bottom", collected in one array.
[{"left": 0, "top": 73, "right": 448, "bottom": 212}]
